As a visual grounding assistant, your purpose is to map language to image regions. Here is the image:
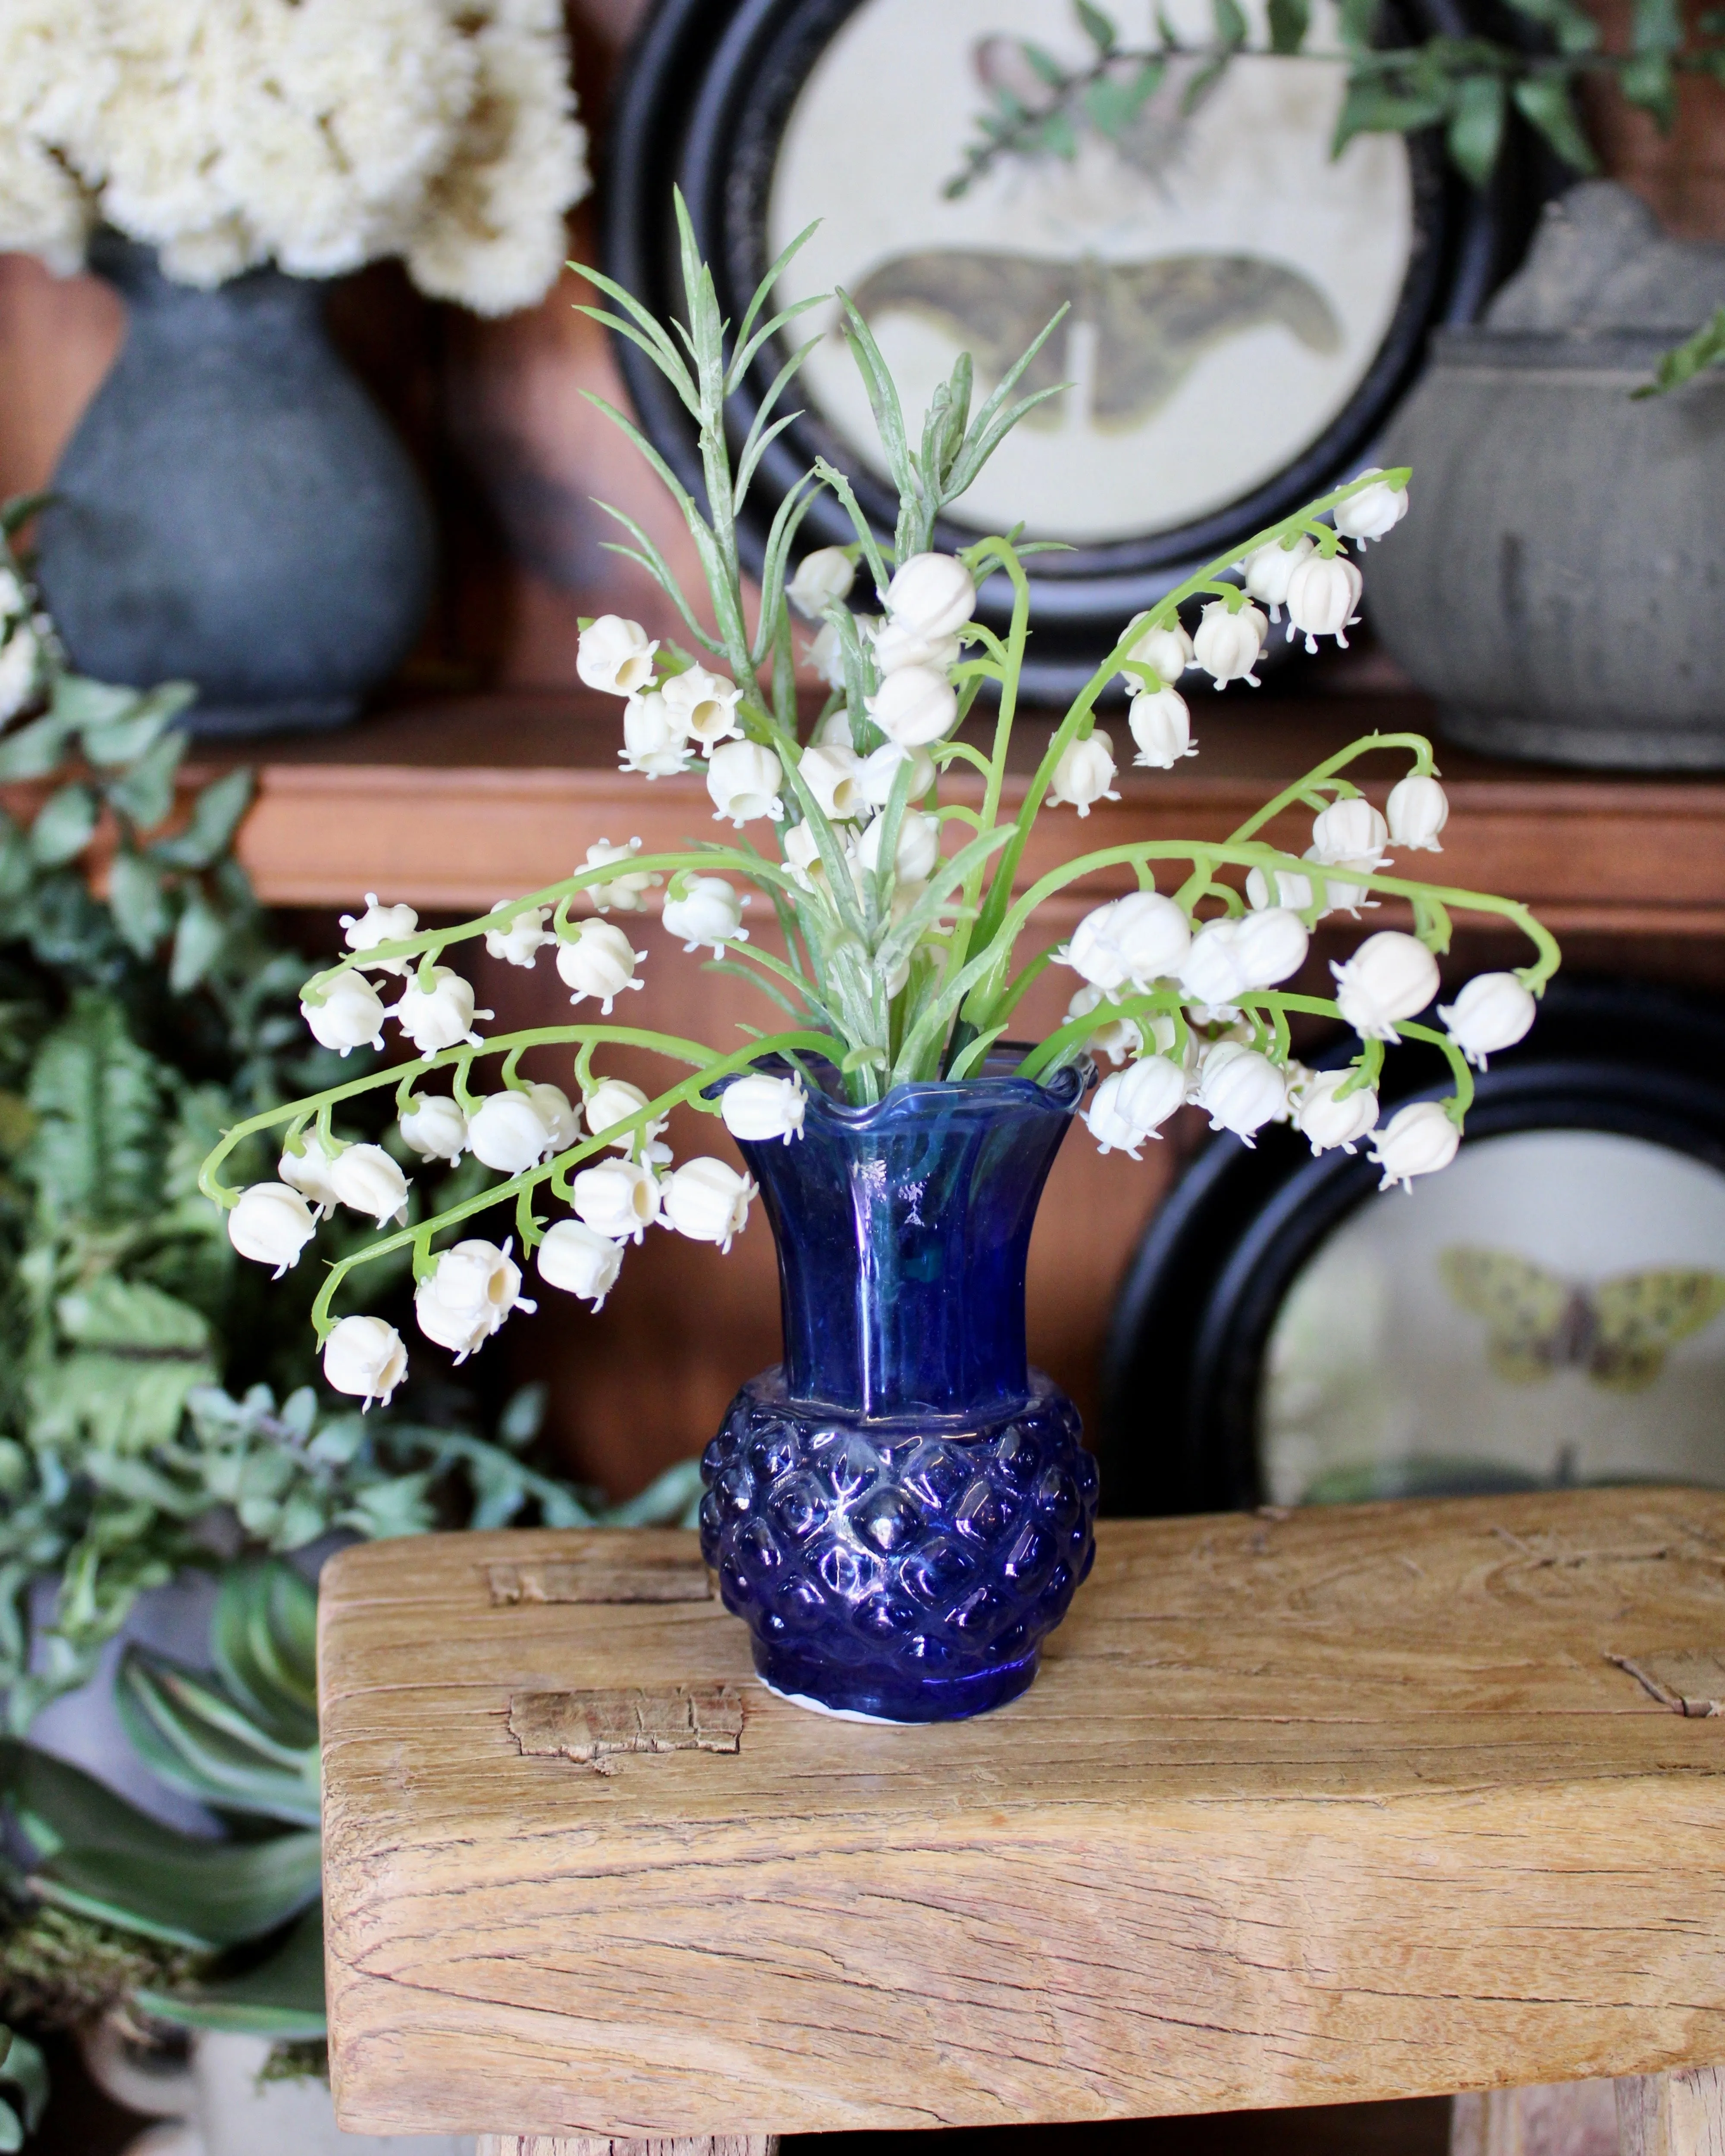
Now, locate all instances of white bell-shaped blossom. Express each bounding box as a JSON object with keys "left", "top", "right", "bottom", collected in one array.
[
  {"left": 788, "top": 547, "right": 856, "bottom": 621},
  {"left": 1370, "top": 1100, "right": 1459, "bottom": 1192},
  {"left": 858, "top": 741, "right": 935, "bottom": 810},
  {"left": 301, "top": 972, "right": 387, "bottom": 1056},
  {"left": 1438, "top": 972, "right": 1537, "bottom": 1070},
  {"left": 873, "top": 620, "right": 962, "bottom": 675},
  {"left": 1048, "top": 731, "right": 1119, "bottom": 817},
  {"left": 577, "top": 614, "right": 657, "bottom": 696},
  {"left": 484, "top": 902, "right": 551, "bottom": 968},
  {"left": 662, "top": 666, "right": 744, "bottom": 753},
  {"left": 620, "top": 690, "right": 692, "bottom": 778},
  {"left": 783, "top": 819, "right": 847, "bottom": 892},
  {"left": 799, "top": 744, "right": 866, "bottom": 820},
  {"left": 583, "top": 836, "right": 659, "bottom": 914},
  {"left": 393, "top": 967, "right": 488, "bottom": 1056},
  {"left": 809, "top": 618, "right": 878, "bottom": 694},
  {"left": 278, "top": 1129, "right": 343, "bottom": 1216},
  {"left": 415, "top": 1238, "right": 534, "bottom": 1362},
  {"left": 1386, "top": 773, "right": 1449, "bottom": 853},
  {"left": 707, "top": 740, "right": 784, "bottom": 826},
  {"left": 398, "top": 1093, "right": 467, "bottom": 1164},
  {"left": 1285, "top": 554, "right": 1364, "bottom": 654},
  {"left": 583, "top": 1077, "right": 670, "bottom": 1160},
  {"left": 1333, "top": 468, "right": 1410, "bottom": 544},
  {"left": 555, "top": 921, "right": 646, "bottom": 1014},
  {"left": 662, "top": 874, "right": 749, "bottom": 956},
  {"left": 322, "top": 1315, "right": 406, "bottom": 1410},
  {"left": 466, "top": 1090, "right": 553, "bottom": 1174},
  {"left": 1290, "top": 1067, "right": 1380, "bottom": 1155},
  {"left": 1128, "top": 686, "right": 1195, "bottom": 769},
  {"left": 573, "top": 1157, "right": 663, "bottom": 1243},
  {"left": 1064, "top": 891, "right": 1191, "bottom": 992},
  {"left": 1085, "top": 1055, "right": 1186, "bottom": 1158},
  {"left": 867, "top": 665, "right": 957, "bottom": 749},
  {"left": 662, "top": 1157, "right": 756, "bottom": 1252},
  {"left": 340, "top": 893, "right": 418, "bottom": 975},
  {"left": 1332, "top": 931, "right": 1440, "bottom": 1042},
  {"left": 1066, "top": 984, "right": 1144, "bottom": 1066},
  {"left": 228, "top": 1183, "right": 317, "bottom": 1278},
  {"left": 721, "top": 1071, "right": 807, "bottom": 1145},
  {"left": 329, "top": 1142, "right": 410, "bottom": 1227},
  {"left": 1302, "top": 847, "right": 1374, "bottom": 918},
  {"left": 884, "top": 553, "right": 975, "bottom": 641},
  {"left": 1232, "top": 906, "right": 1309, "bottom": 989},
  {"left": 536, "top": 1219, "right": 624, "bottom": 1309},
  {"left": 1118, "top": 613, "right": 1192, "bottom": 689},
  {"left": 1178, "top": 919, "right": 1251, "bottom": 1008},
  {"left": 1193, "top": 600, "right": 1267, "bottom": 688},
  {"left": 1195, "top": 1041, "right": 1286, "bottom": 1143},
  {"left": 1242, "top": 534, "right": 1315, "bottom": 620},
  {"left": 524, "top": 1083, "right": 579, "bottom": 1152},
  {"left": 856, "top": 807, "right": 941, "bottom": 885},
  {"left": 811, "top": 705, "right": 856, "bottom": 748},
  {"left": 1246, "top": 863, "right": 1317, "bottom": 913},
  {"left": 1310, "top": 797, "right": 1389, "bottom": 867}
]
